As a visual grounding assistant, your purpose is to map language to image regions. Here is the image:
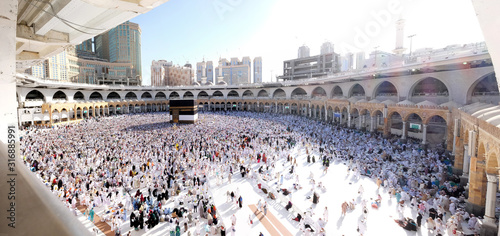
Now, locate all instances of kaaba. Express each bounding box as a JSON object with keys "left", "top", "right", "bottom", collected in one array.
[{"left": 169, "top": 100, "right": 198, "bottom": 124}]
